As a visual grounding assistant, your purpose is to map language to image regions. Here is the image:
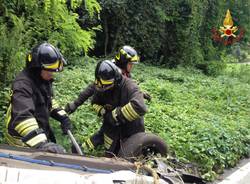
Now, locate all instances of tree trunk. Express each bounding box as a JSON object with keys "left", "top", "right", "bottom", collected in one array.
[
  {"left": 111, "top": 26, "right": 121, "bottom": 54},
  {"left": 104, "top": 16, "right": 108, "bottom": 56}
]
